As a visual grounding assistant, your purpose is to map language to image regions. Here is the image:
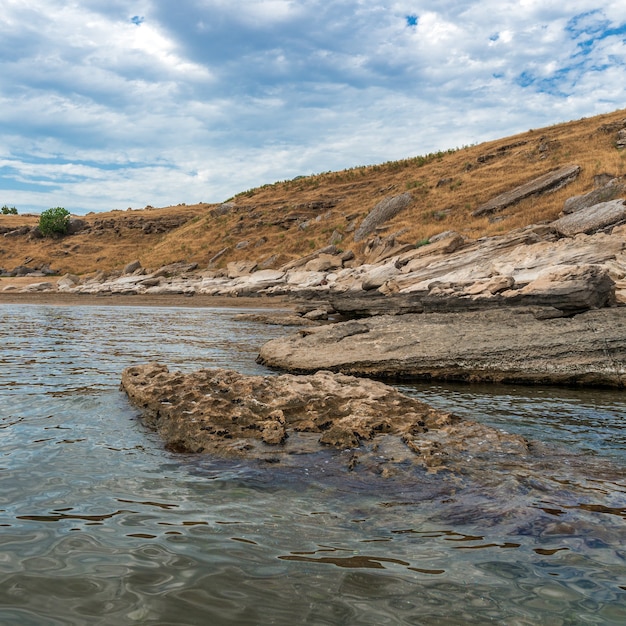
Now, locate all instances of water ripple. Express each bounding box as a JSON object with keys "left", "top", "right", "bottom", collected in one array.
[{"left": 0, "top": 303, "right": 625, "bottom": 624}]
